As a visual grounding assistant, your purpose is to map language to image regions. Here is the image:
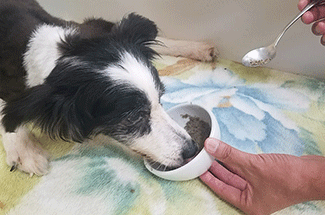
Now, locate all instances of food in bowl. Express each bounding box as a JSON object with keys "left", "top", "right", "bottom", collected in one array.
[
  {"left": 144, "top": 103, "right": 220, "bottom": 181},
  {"left": 183, "top": 114, "right": 211, "bottom": 151}
]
